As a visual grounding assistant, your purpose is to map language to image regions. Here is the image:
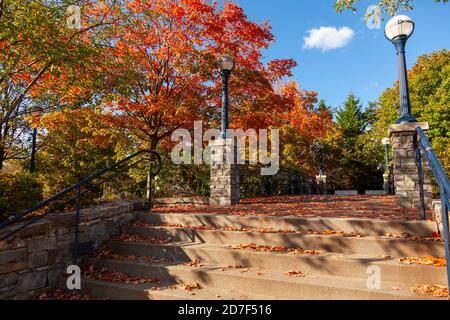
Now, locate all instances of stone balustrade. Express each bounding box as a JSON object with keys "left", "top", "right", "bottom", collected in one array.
[{"left": 0, "top": 200, "right": 146, "bottom": 299}]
